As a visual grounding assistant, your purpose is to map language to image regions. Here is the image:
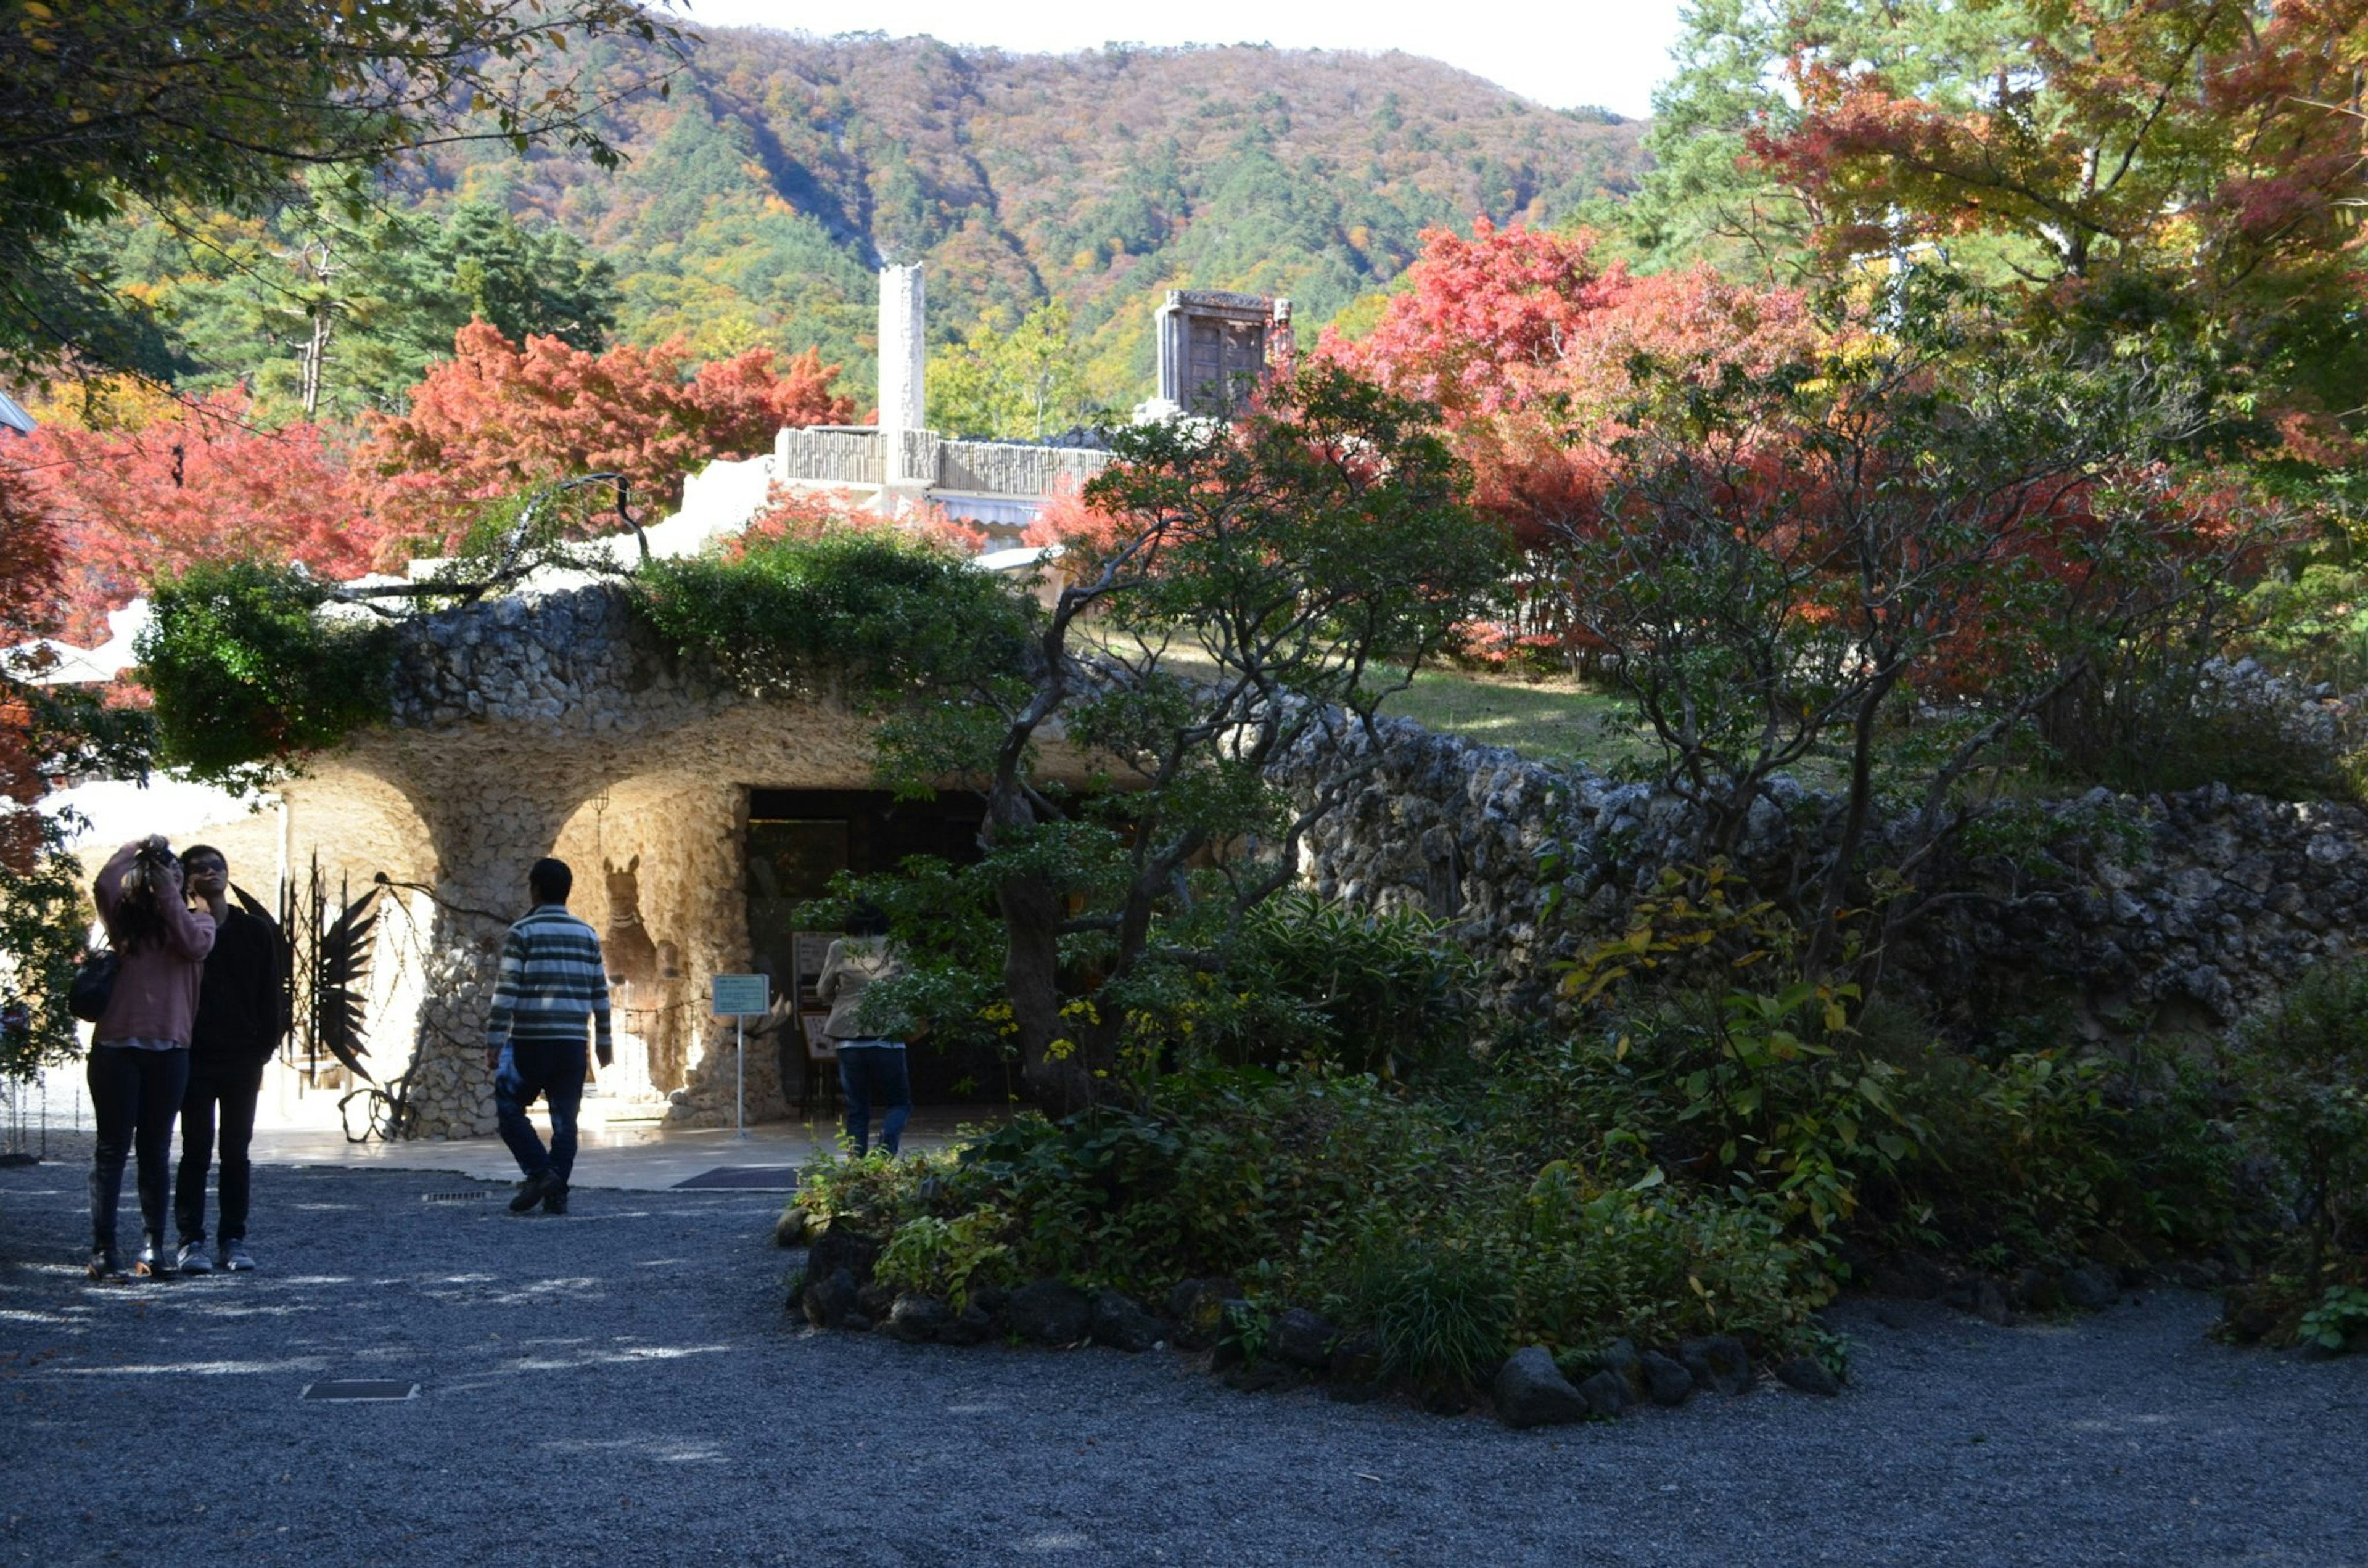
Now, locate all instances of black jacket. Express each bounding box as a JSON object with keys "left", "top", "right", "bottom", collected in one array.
[{"left": 190, "top": 908, "right": 286, "bottom": 1067}]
